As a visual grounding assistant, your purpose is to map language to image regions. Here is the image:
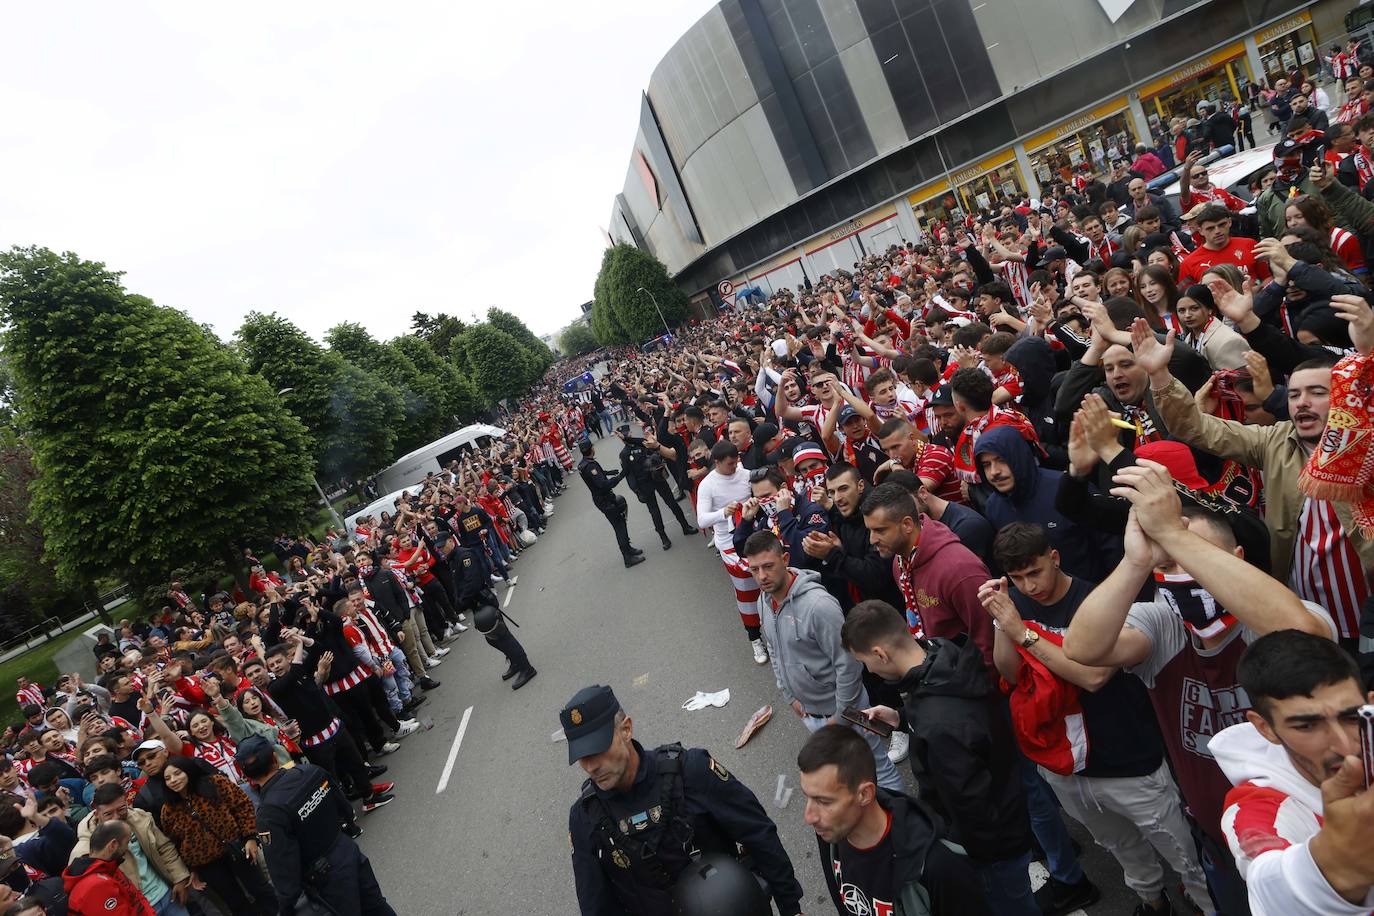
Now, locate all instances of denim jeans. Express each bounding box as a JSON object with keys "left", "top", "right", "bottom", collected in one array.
[
  {"left": 153, "top": 895, "right": 191, "bottom": 916},
  {"left": 485, "top": 528, "right": 512, "bottom": 564},
  {"left": 800, "top": 689, "right": 904, "bottom": 792},
  {"left": 975, "top": 851, "right": 1040, "bottom": 916},
  {"left": 1019, "top": 753, "right": 1085, "bottom": 884}
]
